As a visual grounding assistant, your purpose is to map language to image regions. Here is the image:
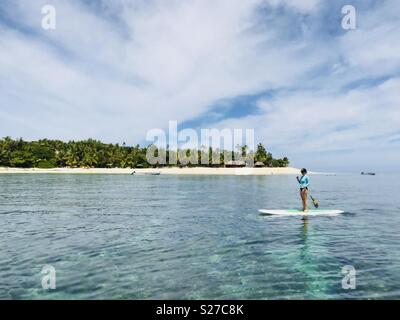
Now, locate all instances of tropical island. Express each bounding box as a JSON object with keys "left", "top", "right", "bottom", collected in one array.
[{"left": 0, "top": 137, "right": 298, "bottom": 175}]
